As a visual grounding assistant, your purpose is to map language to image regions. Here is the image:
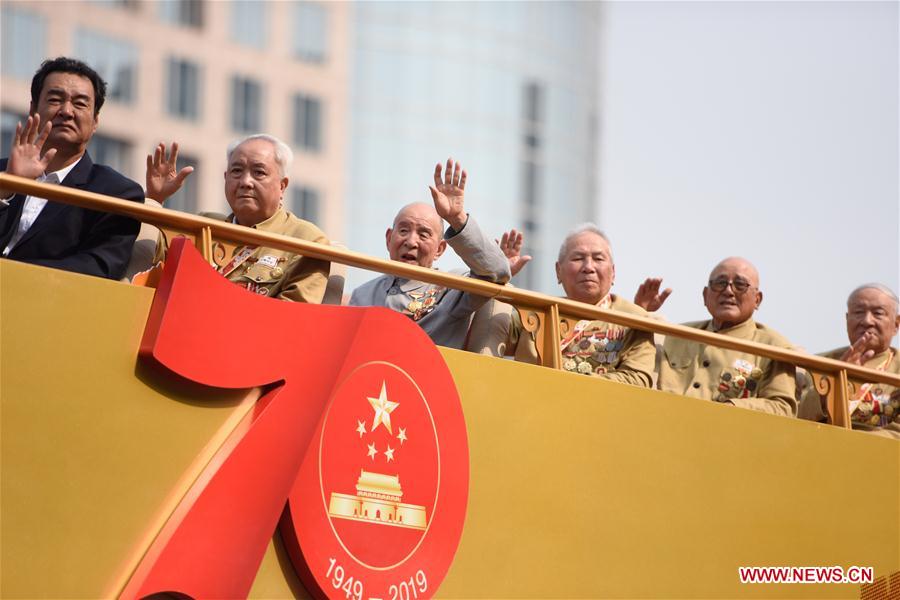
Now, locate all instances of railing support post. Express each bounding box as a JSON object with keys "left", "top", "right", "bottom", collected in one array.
[
  {"left": 198, "top": 226, "right": 214, "bottom": 265},
  {"left": 543, "top": 304, "right": 561, "bottom": 369},
  {"left": 832, "top": 368, "right": 851, "bottom": 429}
]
